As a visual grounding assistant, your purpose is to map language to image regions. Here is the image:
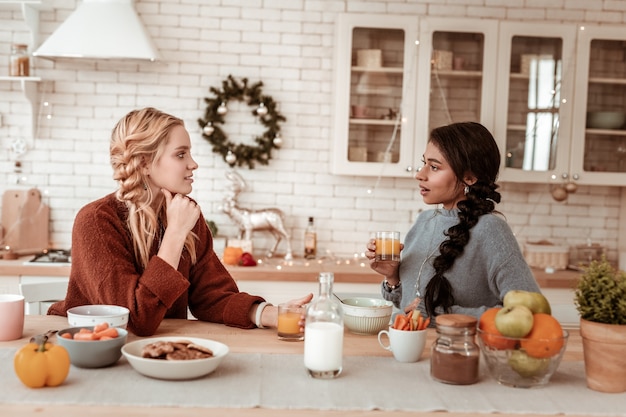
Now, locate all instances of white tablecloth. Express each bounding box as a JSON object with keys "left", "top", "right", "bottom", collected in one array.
[{"left": 1, "top": 348, "right": 624, "bottom": 415}]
